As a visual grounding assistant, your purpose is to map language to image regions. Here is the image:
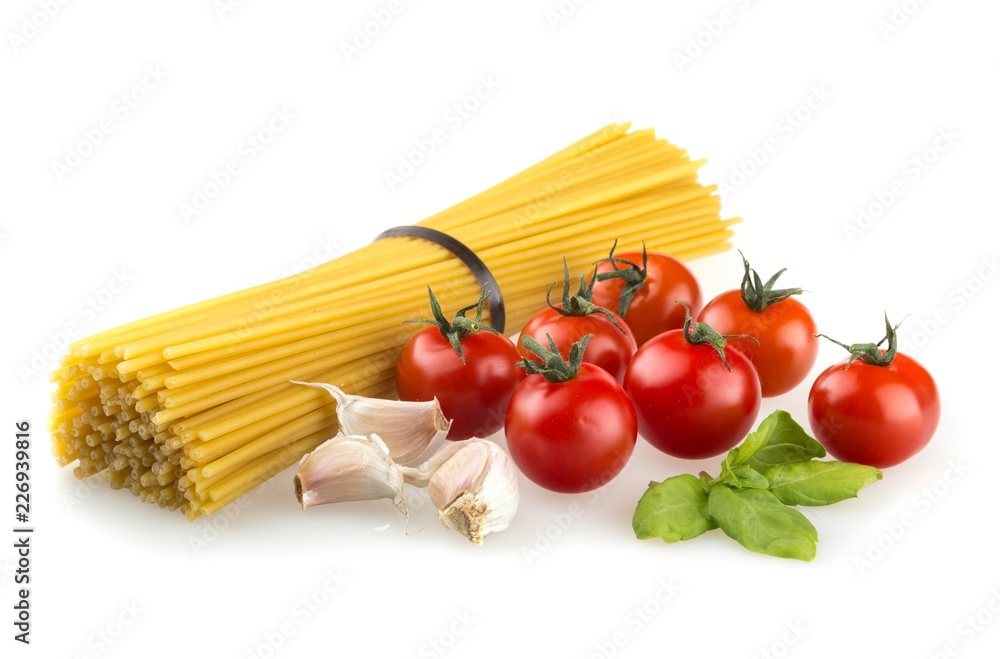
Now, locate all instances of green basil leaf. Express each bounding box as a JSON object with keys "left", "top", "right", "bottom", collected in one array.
[
  {"left": 729, "top": 465, "right": 770, "bottom": 489},
  {"left": 707, "top": 486, "right": 817, "bottom": 561},
  {"left": 724, "top": 411, "right": 781, "bottom": 468},
  {"left": 633, "top": 474, "right": 717, "bottom": 543},
  {"left": 765, "top": 461, "right": 883, "bottom": 506},
  {"left": 727, "top": 411, "right": 826, "bottom": 473},
  {"left": 718, "top": 463, "right": 770, "bottom": 490}
]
